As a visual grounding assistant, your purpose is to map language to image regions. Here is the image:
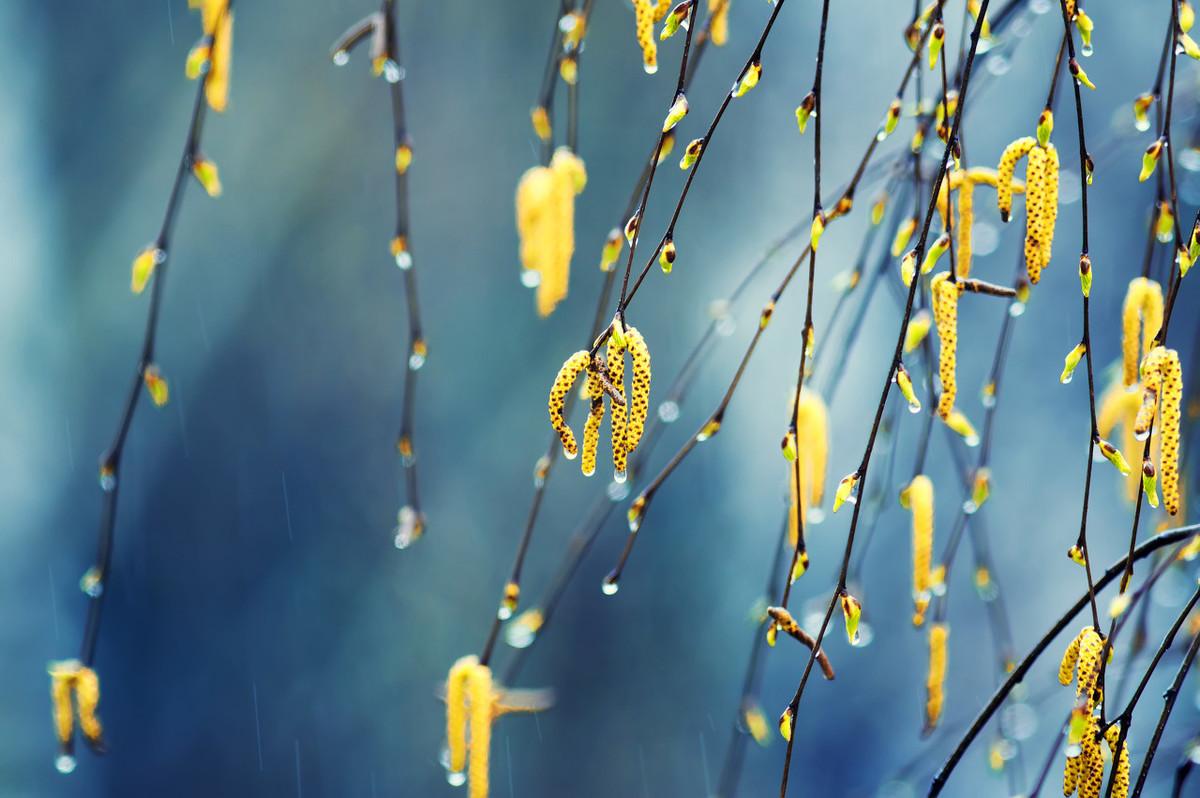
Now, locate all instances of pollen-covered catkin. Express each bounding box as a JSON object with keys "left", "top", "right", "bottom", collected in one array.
[
  {"left": 467, "top": 664, "right": 494, "bottom": 798},
  {"left": 1064, "top": 749, "right": 1081, "bottom": 796},
  {"left": 1104, "top": 724, "right": 1131, "bottom": 798},
  {"left": 956, "top": 178, "right": 975, "bottom": 278},
  {"left": 445, "top": 656, "right": 477, "bottom": 776},
  {"left": 1140, "top": 346, "right": 1185, "bottom": 515},
  {"left": 581, "top": 370, "right": 605, "bottom": 477},
  {"left": 74, "top": 667, "right": 102, "bottom": 746},
  {"left": 623, "top": 327, "right": 652, "bottom": 456},
  {"left": 1121, "top": 278, "right": 1165, "bottom": 386},
  {"left": 908, "top": 475, "right": 934, "bottom": 626},
  {"left": 607, "top": 334, "right": 629, "bottom": 478},
  {"left": 548, "top": 351, "right": 591, "bottom": 458},
  {"left": 516, "top": 148, "right": 587, "bottom": 317},
  {"left": 931, "top": 272, "right": 959, "bottom": 418},
  {"left": 997, "top": 137, "right": 1036, "bottom": 222},
  {"left": 924, "top": 622, "right": 948, "bottom": 732},
  {"left": 631, "top": 0, "right": 661, "bottom": 73},
  {"left": 1075, "top": 715, "right": 1103, "bottom": 798},
  {"left": 1058, "top": 628, "right": 1082, "bottom": 685},
  {"left": 1024, "top": 142, "right": 1059, "bottom": 284},
  {"left": 1076, "top": 627, "right": 1104, "bottom": 706}
]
